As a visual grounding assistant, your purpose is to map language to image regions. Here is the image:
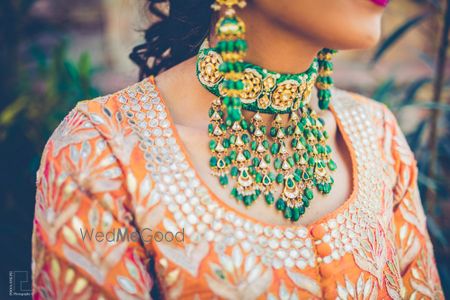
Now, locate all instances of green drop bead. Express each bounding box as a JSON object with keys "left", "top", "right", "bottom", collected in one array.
[
  {"left": 284, "top": 207, "right": 292, "bottom": 219},
  {"left": 265, "top": 193, "right": 274, "bottom": 205},
  {"left": 328, "top": 160, "right": 337, "bottom": 171},
  {"left": 219, "top": 175, "right": 228, "bottom": 186},
  {"left": 276, "top": 198, "right": 286, "bottom": 211}
]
